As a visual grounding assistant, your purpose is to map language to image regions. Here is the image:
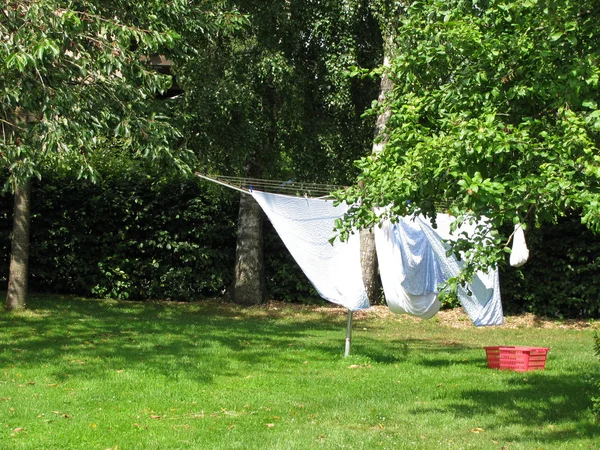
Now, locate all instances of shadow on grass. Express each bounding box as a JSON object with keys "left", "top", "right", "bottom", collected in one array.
[
  {"left": 2, "top": 294, "right": 597, "bottom": 445},
  {"left": 1, "top": 295, "right": 483, "bottom": 381},
  {"left": 351, "top": 334, "right": 480, "bottom": 368},
  {"left": 410, "top": 369, "right": 599, "bottom": 444},
  {"left": 2, "top": 295, "right": 400, "bottom": 383}
]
